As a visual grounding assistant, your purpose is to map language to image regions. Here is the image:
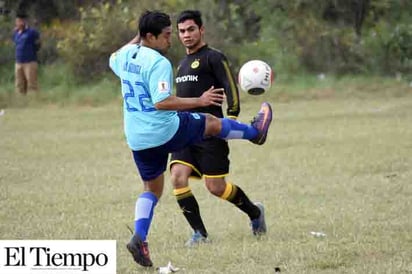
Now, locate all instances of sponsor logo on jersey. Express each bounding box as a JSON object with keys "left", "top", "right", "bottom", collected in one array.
[
  {"left": 175, "top": 75, "right": 199, "bottom": 83},
  {"left": 191, "top": 59, "right": 200, "bottom": 69},
  {"left": 158, "top": 81, "right": 170, "bottom": 93}
]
